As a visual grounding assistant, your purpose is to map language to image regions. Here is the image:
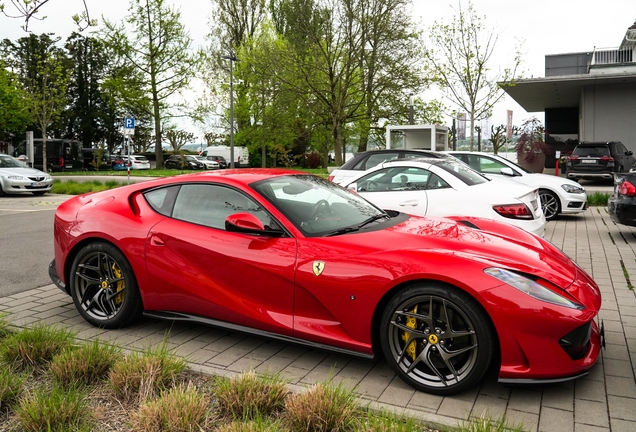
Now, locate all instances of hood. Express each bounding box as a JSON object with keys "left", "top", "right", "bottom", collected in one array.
[
  {"left": 0, "top": 167, "right": 50, "bottom": 179},
  {"left": 358, "top": 214, "right": 577, "bottom": 290}
]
